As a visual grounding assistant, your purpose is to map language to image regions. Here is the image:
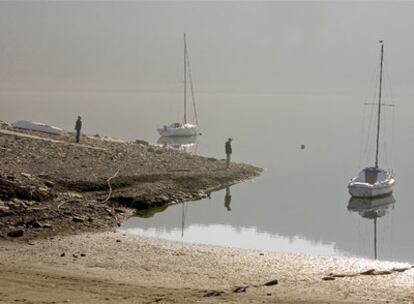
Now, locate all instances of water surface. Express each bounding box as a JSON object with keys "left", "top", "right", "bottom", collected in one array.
[{"left": 2, "top": 92, "right": 413, "bottom": 262}]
